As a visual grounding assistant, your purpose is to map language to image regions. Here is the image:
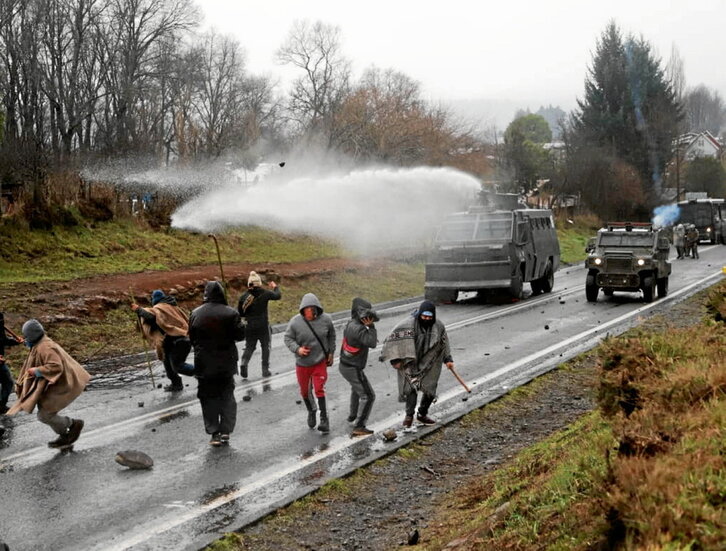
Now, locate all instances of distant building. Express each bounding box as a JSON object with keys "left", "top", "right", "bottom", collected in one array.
[{"left": 678, "top": 131, "right": 723, "bottom": 161}]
